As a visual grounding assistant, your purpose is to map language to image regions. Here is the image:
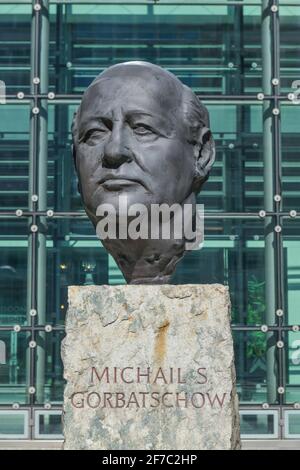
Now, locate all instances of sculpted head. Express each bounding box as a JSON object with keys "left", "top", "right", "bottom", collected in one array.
[{"left": 72, "top": 61, "right": 215, "bottom": 283}]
